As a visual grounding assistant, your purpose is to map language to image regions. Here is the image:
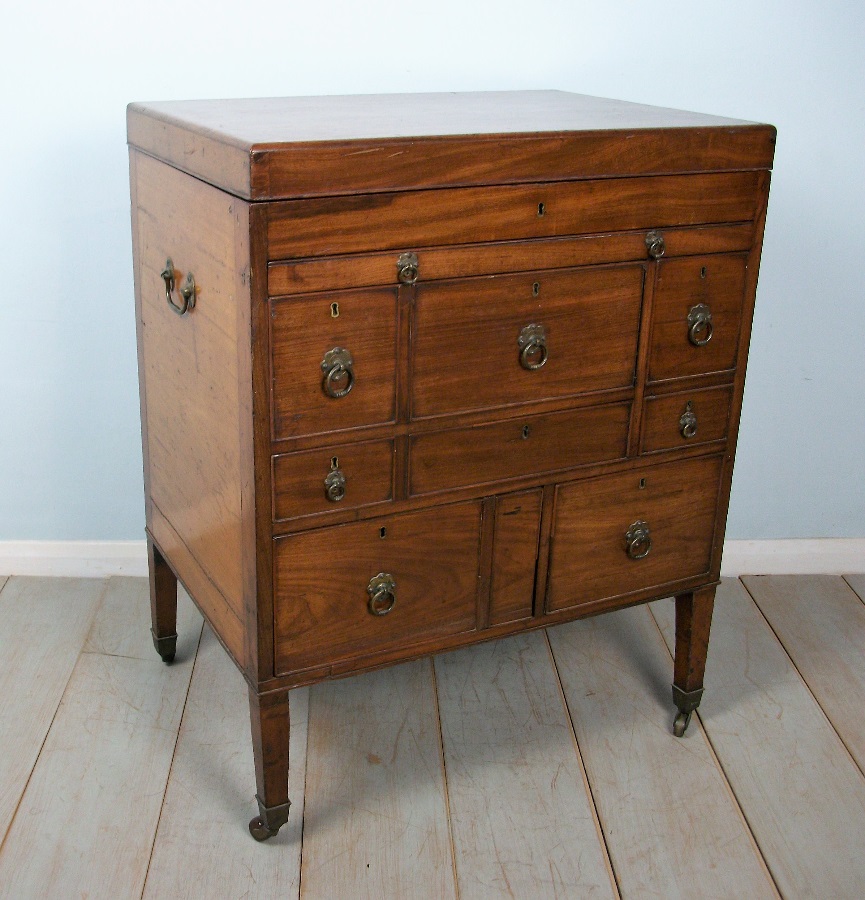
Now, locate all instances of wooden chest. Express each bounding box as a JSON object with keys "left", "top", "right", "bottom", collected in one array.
[{"left": 127, "top": 91, "right": 774, "bottom": 839}]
